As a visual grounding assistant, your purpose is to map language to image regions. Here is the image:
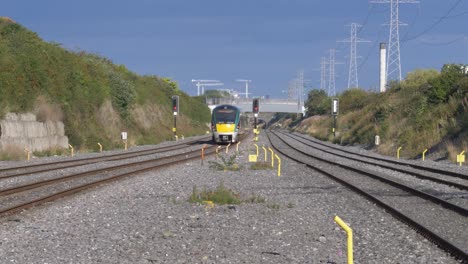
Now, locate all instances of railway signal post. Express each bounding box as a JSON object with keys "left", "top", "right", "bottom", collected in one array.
[
  {"left": 332, "top": 98, "right": 339, "bottom": 137},
  {"left": 253, "top": 98, "right": 260, "bottom": 140},
  {"left": 172, "top": 95, "right": 179, "bottom": 140}
]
